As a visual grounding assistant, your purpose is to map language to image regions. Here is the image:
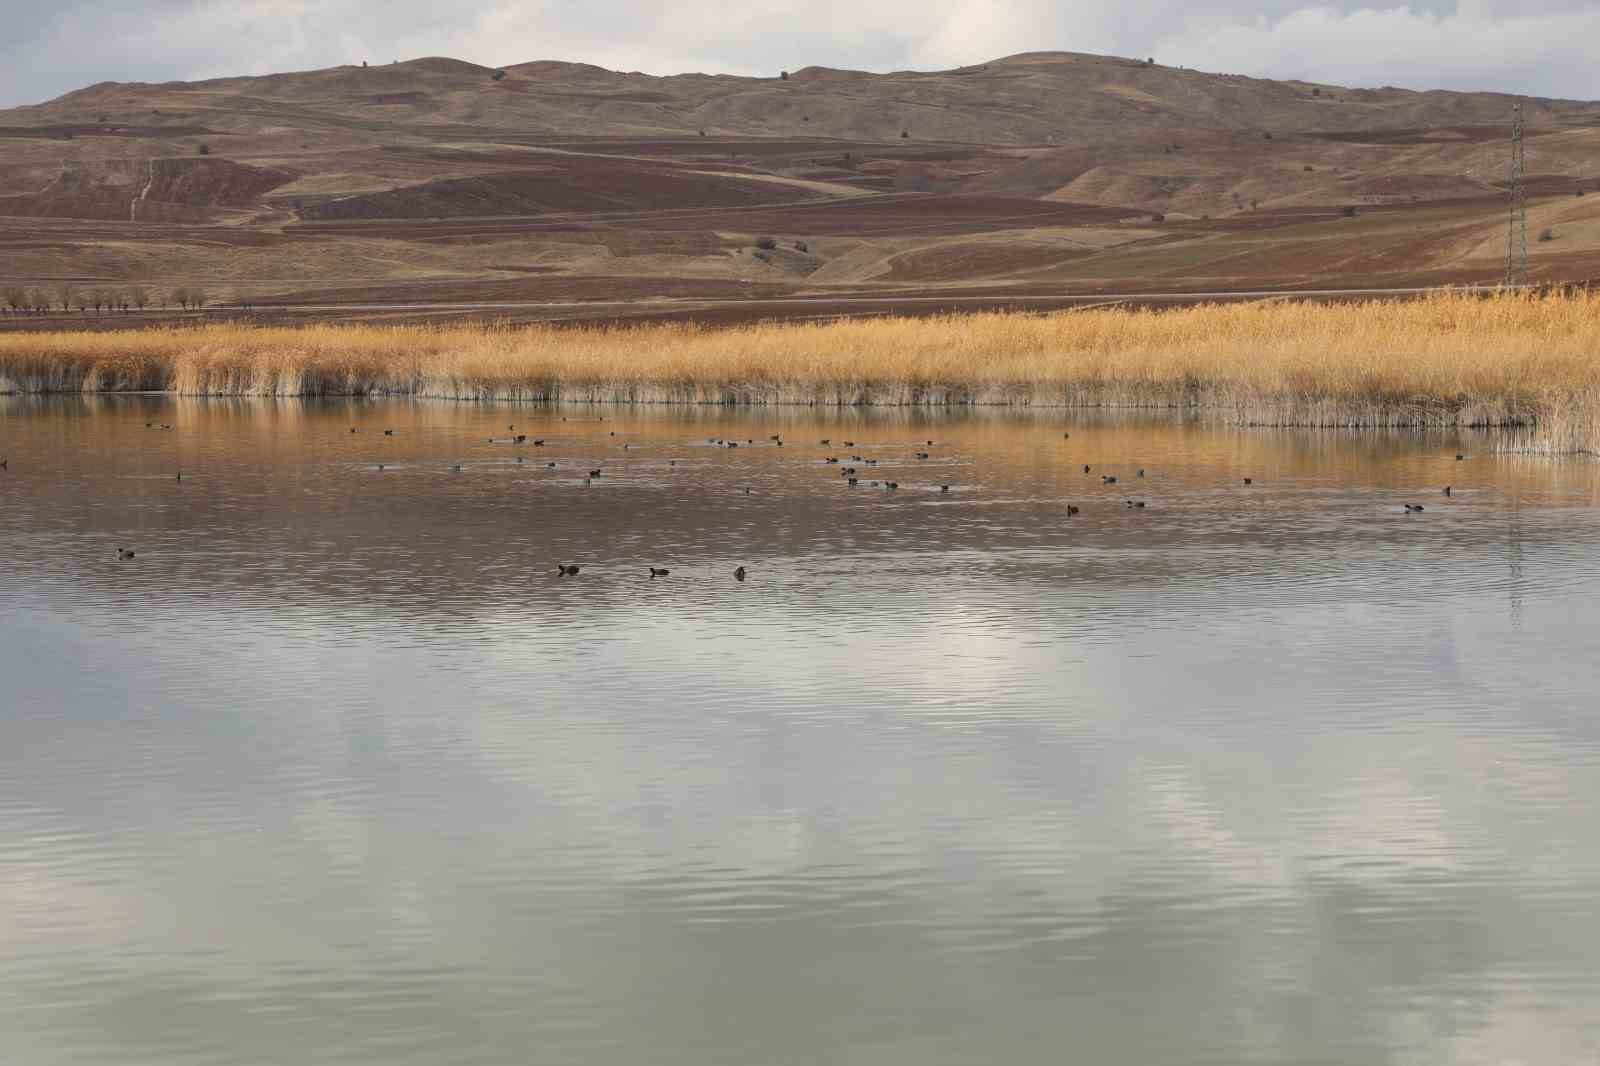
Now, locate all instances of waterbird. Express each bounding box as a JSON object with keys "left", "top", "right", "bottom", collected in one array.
[
  {"left": 377, "top": 463, "right": 385, "bottom": 470},
  {"left": 175, "top": 472, "right": 182, "bottom": 481},
  {"left": 847, "top": 477, "right": 858, "bottom": 486},
  {"left": 1405, "top": 504, "right": 1426, "bottom": 512},
  {"left": 588, "top": 469, "right": 602, "bottom": 478},
  {"left": 534, "top": 439, "right": 545, "bottom": 446},
  {"left": 820, "top": 439, "right": 831, "bottom": 445},
  {"left": 843, "top": 441, "right": 856, "bottom": 447},
  {"left": 1243, "top": 478, "right": 1253, "bottom": 485},
  {"left": 384, "top": 429, "right": 394, "bottom": 436},
  {"left": 350, "top": 427, "right": 357, "bottom": 434},
  {"left": 1444, "top": 486, "right": 1452, "bottom": 496},
  {"left": 546, "top": 462, "right": 557, "bottom": 468},
  {"left": 1126, "top": 500, "right": 1146, "bottom": 508},
  {"left": 744, "top": 487, "right": 752, "bottom": 494},
  {"left": 0, "top": 458, "right": 6, "bottom": 470},
  {"left": 1063, "top": 433, "right": 1070, "bottom": 439},
  {"left": 1102, "top": 475, "right": 1117, "bottom": 484},
  {"left": 940, "top": 485, "right": 949, "bottom": 493},
  {"left": 650, "top": 567, "right": 670, "bottom": 578},
  {"left": 915, "top": 452, "right": 930, "bottom": 460},
  {"left": 515, "top": 435, "right": 527, "bottom": 443},
  {"left": 610, "top": 431, "right": 616, "bottom": 437},
  {"left": 117, "top": 548, "right": 136, "bottom": 559},
  {"left": 727, "top": 442, "right": 738, "bottom": 449},
  {"left": 1455, "top": 453, "right": 1465, "bottom": 461},
  {"left": 825, "top": 457, "right": 839, "bottom": 464},
  {"left": 769, "top": 435, "right": 781, "bottom": 442},
  {"left": 927, "top": 440, "right": 934, "bottom": 445},
  {"left": 451, "top": 464, "right": 462, "bottom": 472},
  {"left": 1137, "top": 469, "right": 1145, "bottom": 478},
  {"left": 733, "top": 566, "right": 747, "bottom": 581},
  {"left": 557, "top": 564, "right": 581, "bottom": 576},
  {"left": 1066, "top": 505, "right": 1080, "bottom": 516},
  {"left": 886, "top": 481, "right": 898, "bottom": 489},
  {"left": 1084, "top": 464, "right": 1091, "bottom": 474}
]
